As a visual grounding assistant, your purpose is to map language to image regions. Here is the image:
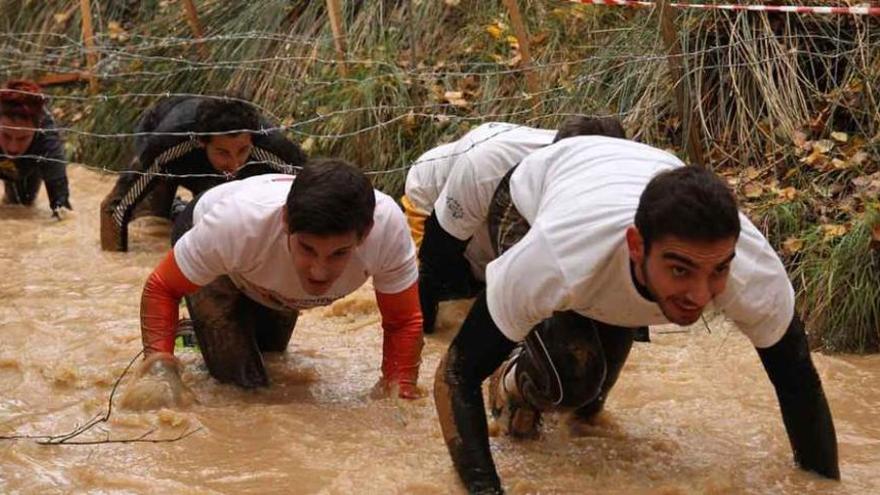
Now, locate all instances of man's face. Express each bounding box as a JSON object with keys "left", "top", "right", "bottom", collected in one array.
[
  {"left": 205, "top": 133, "right": 253, "bottom": 174},
  {"left": 289, "top": 231, "right": 361, "bottom": 296},
  {"left": 627, "top": 227, "right": 737, "bottom": 325},
  {"left": 0, "top": 116, "right": 36, "bottom": 157}
]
